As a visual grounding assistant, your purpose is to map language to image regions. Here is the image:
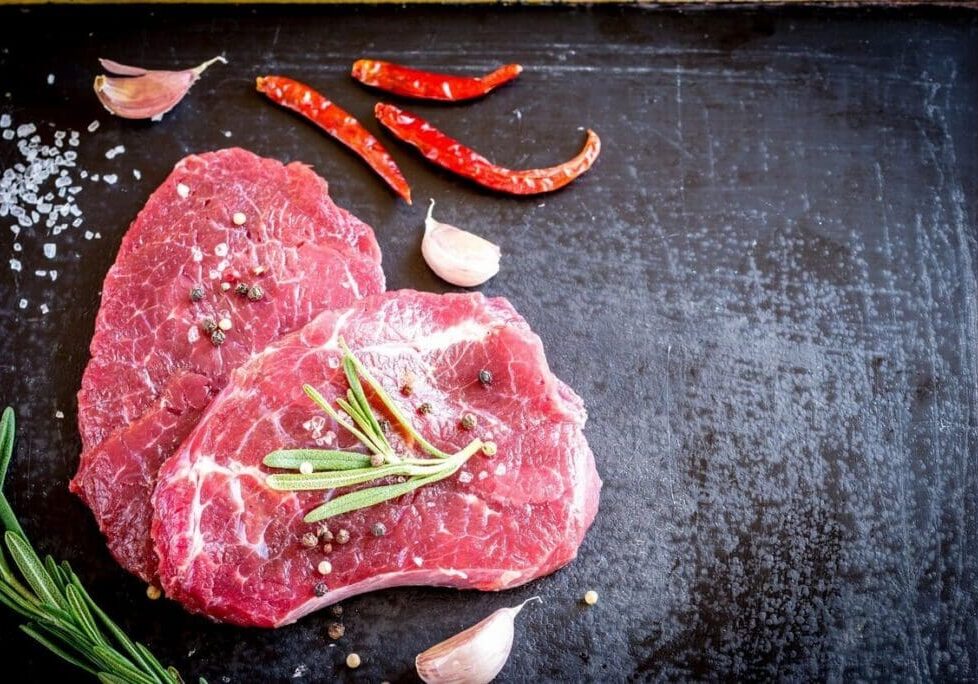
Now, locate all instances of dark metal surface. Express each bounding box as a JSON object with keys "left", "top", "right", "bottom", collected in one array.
[{"left": 1, "top": 5, "right": 976, "bottom": 682}]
